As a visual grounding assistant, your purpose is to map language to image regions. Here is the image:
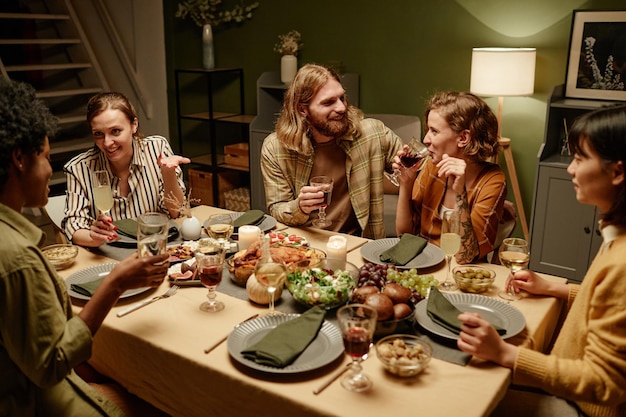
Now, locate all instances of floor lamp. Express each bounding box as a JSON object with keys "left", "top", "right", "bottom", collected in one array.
[{"left": 470, "top": 47, "right": 536, "bottom": 241}]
